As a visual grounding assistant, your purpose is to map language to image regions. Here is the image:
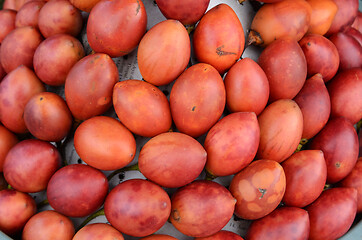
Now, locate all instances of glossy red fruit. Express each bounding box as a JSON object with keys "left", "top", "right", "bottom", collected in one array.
[
  {"left": 194, "top": 230, "right": 244, "bottom": 240},
  {"left": 170, "top": 63, "right": 225, "bottom": 138},
  {"left": 0, "top": 189, "right": 36, "bottom": 236},
  {"left": 306, "top": 187, "right": 357, "bottom": 240},
  {"left": 0, "top": 65, "right": 45, "bottom": 134},
  {"left": 257, "top": 99, "right": 303, "bottom": 163},
  {"left": 15, "top": 0, "right": 46, "bottom": 29},
  {"left": 0, "top": 9, "right": 16, "bottom": 43},
  {"left": 74, "top": 116, "right": 136, "bottom": 171},
  {"left": 246, "top": 207, "right": 309, "bottom": 240},
  {"left": 113, "top": 79, "right": 172, "bottom": 137},
  {"left": 229, "top": 160, "right": 286, "bottom": 220},
  {"left": 281, "top": 150, "right": 327, "bottom": 208},
  {"left": 138, "top": 132, "right": 206, "bottom": 188},
  {"left": 0, "top": 125, "right": 18, "bottom": 172},
  {"left": 170, "top": 180, "right": 236, "bottom": 237},
  {"left": 155, "top": 0, "right": 210, "bottom": 26},
  {"left": 87, "top": 0, "right": 147, "bottom": 58},
  {"left": 47, "top": 164, "right": 109, "bottom": 218},
  {"left": 22, "top": 210, "right": 75, "bottom": 240},
  {"left": 310, "top": 117, "right": 359, "bottom": 183},
  {"left": 258, "top": 38, "right": 307, "bottom": 102},
  {"left": 24, "top": 92, "right": 73, "bottom": 142},
  {"left": 344, "top": 26, "right": 362, "bottom": 46},
  {"left": 306, "top": 0, "right": 338, "bottom": 36},
  {"left": 38, "top": 0, "right": 83, "bottom": 38},
  {"left": 204, "top": 112, "right": 260, "bottom": 177},
  {"left": 293, "top": 73, "right": 331, "bottom": 139},
  {"left": 3, "top": 0, "right": 32, "bottom": 11},
  {"left": 73, "top": 223, "right": 124, "bottom": 240},
  {"left": 224, "top": 58, "right": 269, "bottom": 115},
  {"left": 193, "top": 3, "right": 245, "bottom": 74},
  {"left": 69, "top": 0, "right": 102, "bottom": 13},
  {"left": 104, "top": 179, "right": 171, "bottom": 237},
  {"left": 0, "top": 26, "right": 43, "bottom": 73},
  {"left": 64, "top": 53, "right": 119, "bottom": 120},
  {"left": 137, "top": 19, "right": 190, "bottom": 86},
  {"left": 327, "top": 68, "right": 362, "bottom": 125}
]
